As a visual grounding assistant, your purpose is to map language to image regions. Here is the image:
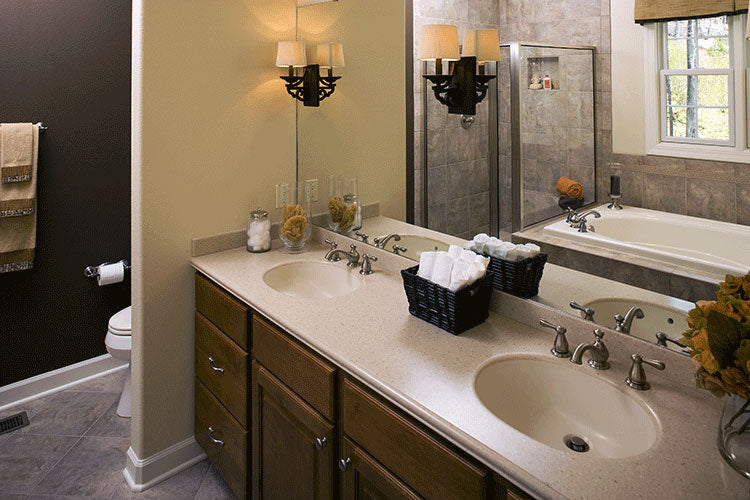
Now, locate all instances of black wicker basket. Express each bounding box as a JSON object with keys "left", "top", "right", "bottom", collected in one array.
[
  {"left": 401, "top": 265, "right": 494, "bottom": 335},
  {"left": 486, "top": 253, "right": 547, "bottom": 299}
]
